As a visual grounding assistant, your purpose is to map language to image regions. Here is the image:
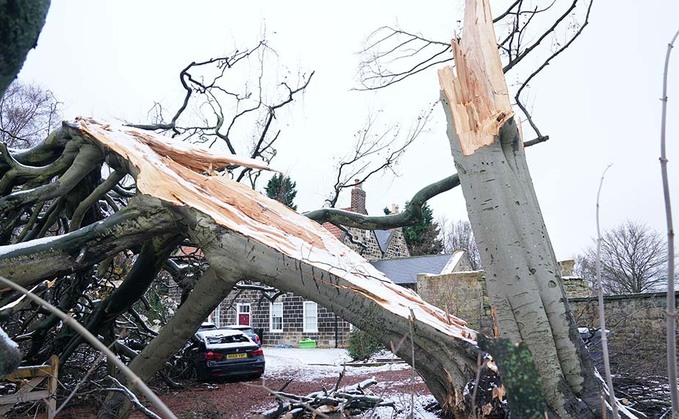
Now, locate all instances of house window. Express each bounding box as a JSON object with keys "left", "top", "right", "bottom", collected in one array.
[
  {"left": 237, "top": 303, "right": 251, "bottom": 326},
  {"left": 213, "top": 304, "right": 221, "bottom": 328},
  {"left": 270, "top": 302, "right": 283, "bottom": 332},
  {"left": 303, "top": 301, "right": 318, "bottom": 333}
]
